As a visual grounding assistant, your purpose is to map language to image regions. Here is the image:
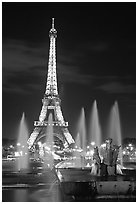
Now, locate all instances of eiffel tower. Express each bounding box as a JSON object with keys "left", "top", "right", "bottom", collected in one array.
[{"left": 27, "top": 18, "right": 75, "bottom": 151}]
